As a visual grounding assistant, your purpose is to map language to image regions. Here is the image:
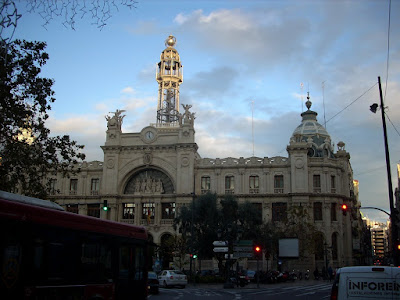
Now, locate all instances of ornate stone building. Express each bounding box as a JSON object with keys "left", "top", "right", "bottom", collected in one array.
[{"left": 49, "top": 35, "right": 359, "bottom": 271}]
